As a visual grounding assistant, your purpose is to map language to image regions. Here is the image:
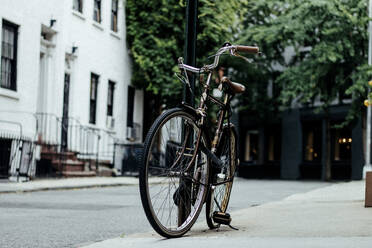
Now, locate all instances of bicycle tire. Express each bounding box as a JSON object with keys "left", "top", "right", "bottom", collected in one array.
[
  {"left": 140, "top": 108, "right": 209, "bottom": 238},
  {"left": 206, "top": 127, "right": 237, "bottom": 229}
]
